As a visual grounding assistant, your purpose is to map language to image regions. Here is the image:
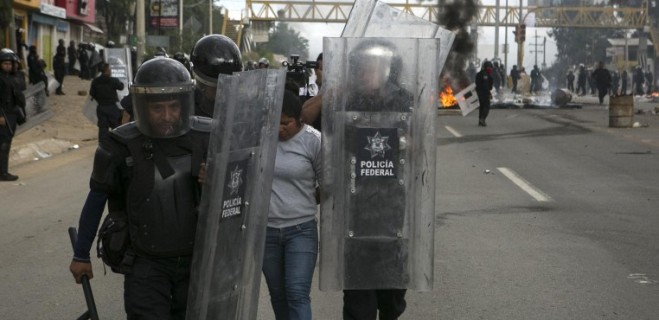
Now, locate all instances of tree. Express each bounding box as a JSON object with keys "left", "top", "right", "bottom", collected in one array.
[
  {"left": 97, "top": 0, "right": 133, "bottom": 45},
  {"left": 262, "top": 22, "right": 309, "bottom": 61}
]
